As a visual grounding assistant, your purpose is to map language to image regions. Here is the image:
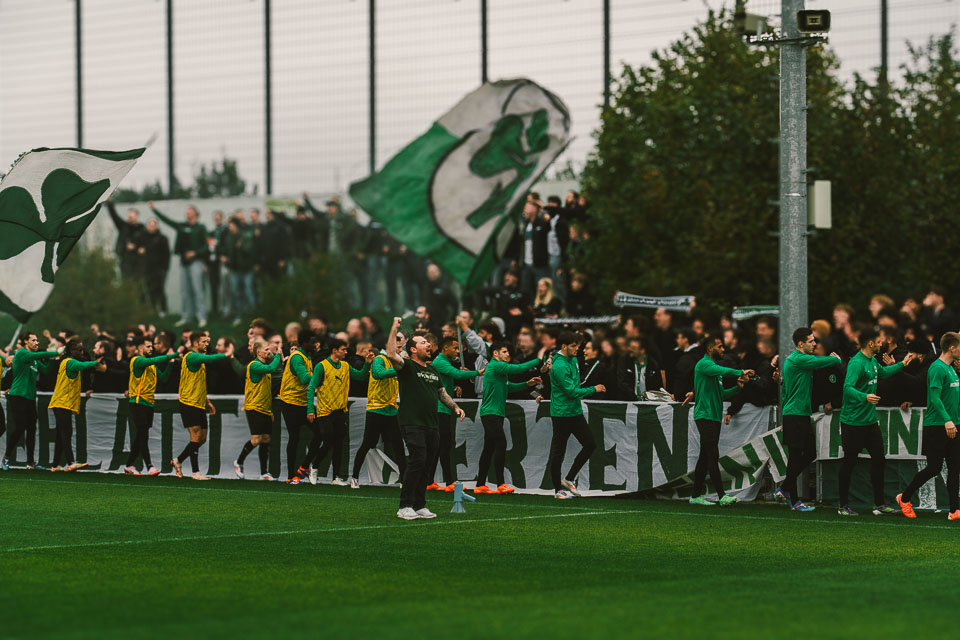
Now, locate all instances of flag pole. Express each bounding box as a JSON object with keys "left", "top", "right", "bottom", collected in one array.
[
  {"left": 456, "top": 292, "right": 465, "bottom": 367},
  {"left": 6, "top": 323, "right": 23, "bottom": 352}
]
